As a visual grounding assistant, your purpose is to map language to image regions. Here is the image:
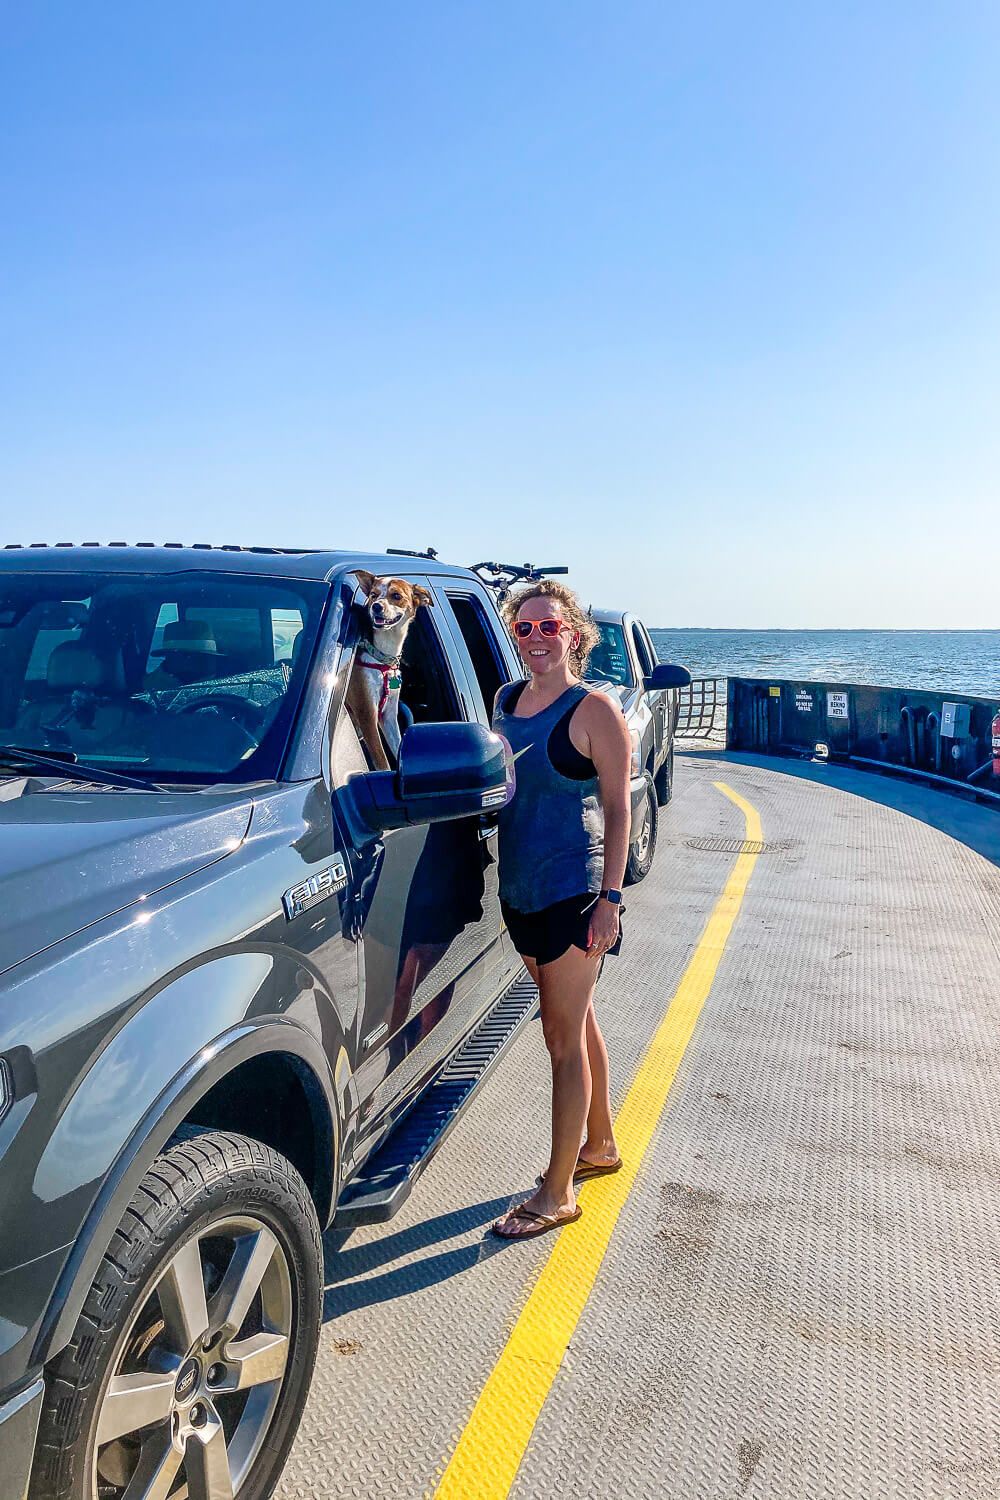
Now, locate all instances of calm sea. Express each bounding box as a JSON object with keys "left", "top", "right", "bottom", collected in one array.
[{"left": 647, "top": 629, "right": 1000, "bottom": 700}]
